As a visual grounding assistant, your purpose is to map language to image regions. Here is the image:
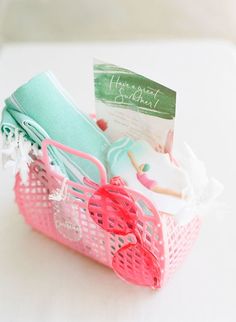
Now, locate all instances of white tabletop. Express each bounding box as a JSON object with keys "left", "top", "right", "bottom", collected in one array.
[{"left": 0, "top": 41, "right": 236, "bottom": 322}]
